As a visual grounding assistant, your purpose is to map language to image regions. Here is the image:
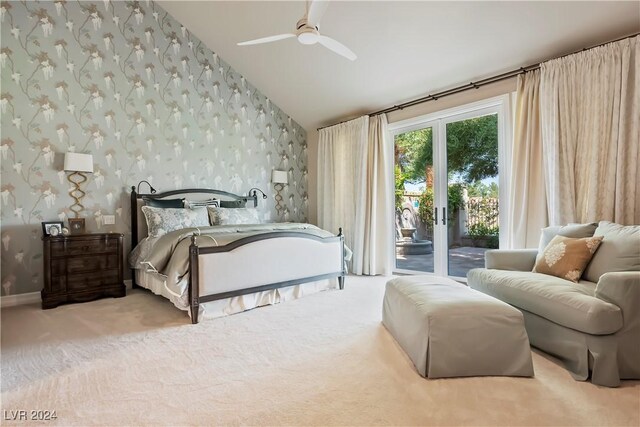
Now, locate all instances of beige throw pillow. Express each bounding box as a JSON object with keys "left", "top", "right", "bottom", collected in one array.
[{"left": 533, "top": 235, "right": 604, "bottom": 283}]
